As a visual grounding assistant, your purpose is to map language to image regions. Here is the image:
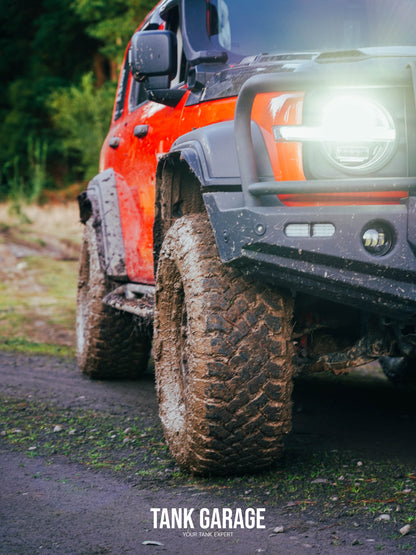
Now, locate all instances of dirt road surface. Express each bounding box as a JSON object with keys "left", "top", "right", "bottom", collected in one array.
[{"left": 1, "top": 351, "right": 415, "bottom": 554}]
